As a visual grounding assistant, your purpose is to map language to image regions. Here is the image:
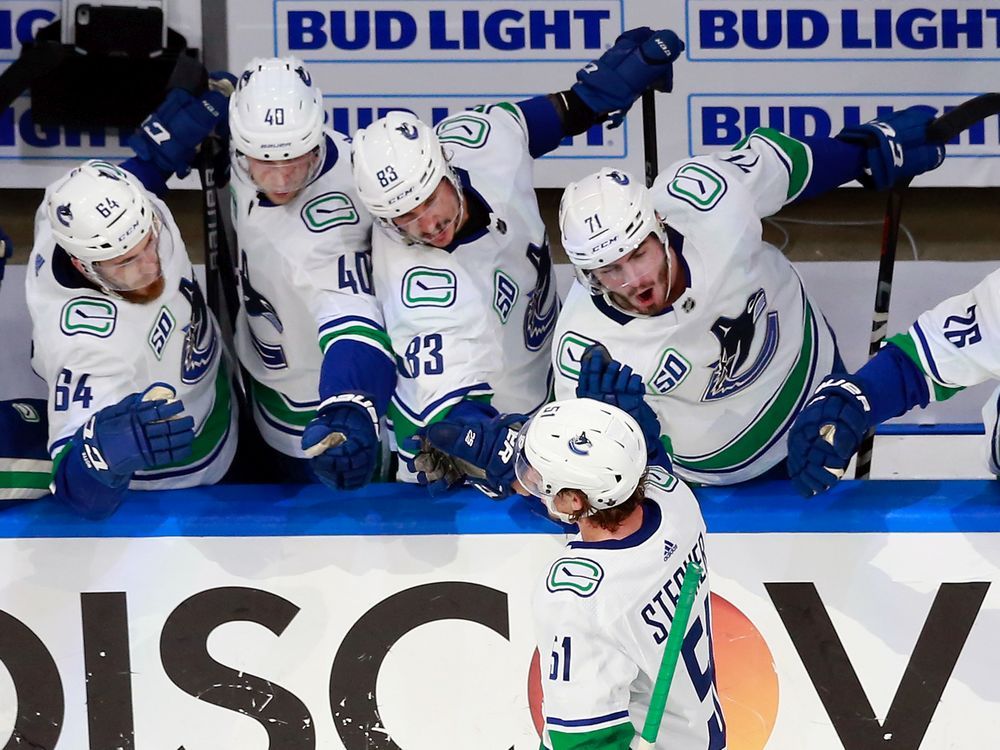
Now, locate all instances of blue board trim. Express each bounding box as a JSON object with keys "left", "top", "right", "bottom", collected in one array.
[{"left": 2, "top": 480, "right": 999, "bottom": 538}]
